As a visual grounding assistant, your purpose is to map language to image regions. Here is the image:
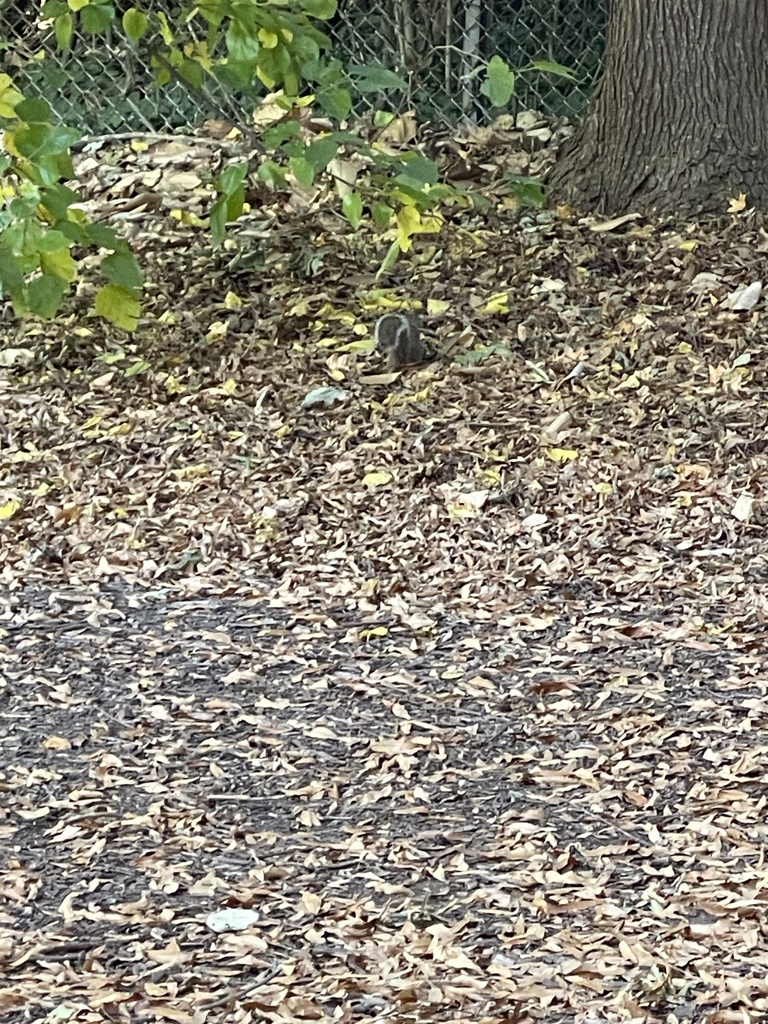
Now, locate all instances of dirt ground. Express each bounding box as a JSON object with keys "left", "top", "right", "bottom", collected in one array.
[{"left": 3, "top": 183, "right": 768, "bottom": 1022}]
